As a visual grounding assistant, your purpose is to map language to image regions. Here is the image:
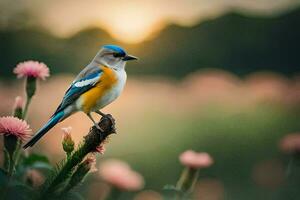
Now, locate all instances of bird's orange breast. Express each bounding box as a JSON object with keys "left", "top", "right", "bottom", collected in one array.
[{"left": 81, "top": 65, "right": 118, "bottom": 113}]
